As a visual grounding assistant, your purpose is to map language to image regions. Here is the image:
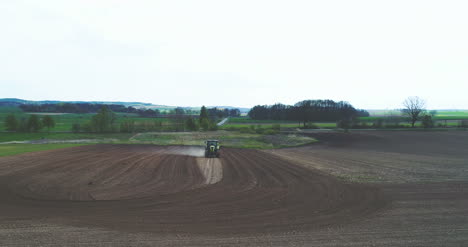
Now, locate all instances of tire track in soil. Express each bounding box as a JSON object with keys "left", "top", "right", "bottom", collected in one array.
[
  {"left": 0, "top": 144, "right": 387, "bottom": 235},
  {"left": 196, "top": 157, "right": 223, "bottom": 185}
]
